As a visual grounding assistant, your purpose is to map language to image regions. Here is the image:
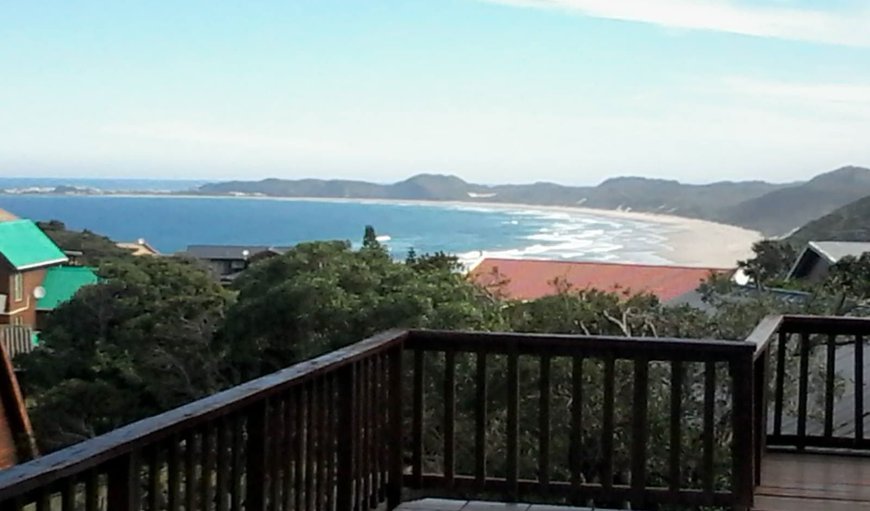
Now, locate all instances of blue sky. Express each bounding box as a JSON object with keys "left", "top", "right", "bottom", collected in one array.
[{"left": 1, "top": 0, "right": 869, "bottom": 184}]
